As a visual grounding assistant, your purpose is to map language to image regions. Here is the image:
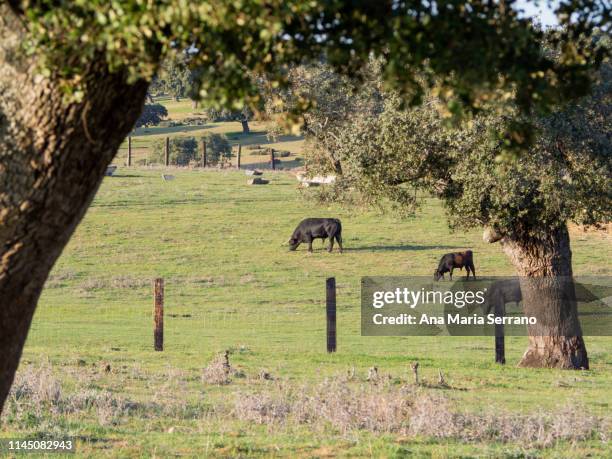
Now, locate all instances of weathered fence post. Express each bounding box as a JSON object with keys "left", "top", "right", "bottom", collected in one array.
[
  {"left": 237, "top": 144, "right": 241, "bottom": 169},
  {"left": 494, "top": 298, "right": 505, "bottom": 364},
  {"left": 411, "top": 362, "right": 420, "bottom": 385},
  {"left": 154, "top": 278, "right": 164, "bottom": 351},
  {"left": 201, "top": 139, "right": 207, "bottom": 168},
  {"left": 270, "top": 148, "right": 276, "bottom": 170},
  {"left": 326, "top": 277, "right": 337, "bottom": 353},
  {"left": 127, "top": 136, "right": 132, "bottom": 166},
  {"left": 164, "top": 137, "right": 170, "bottom": 166}
]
